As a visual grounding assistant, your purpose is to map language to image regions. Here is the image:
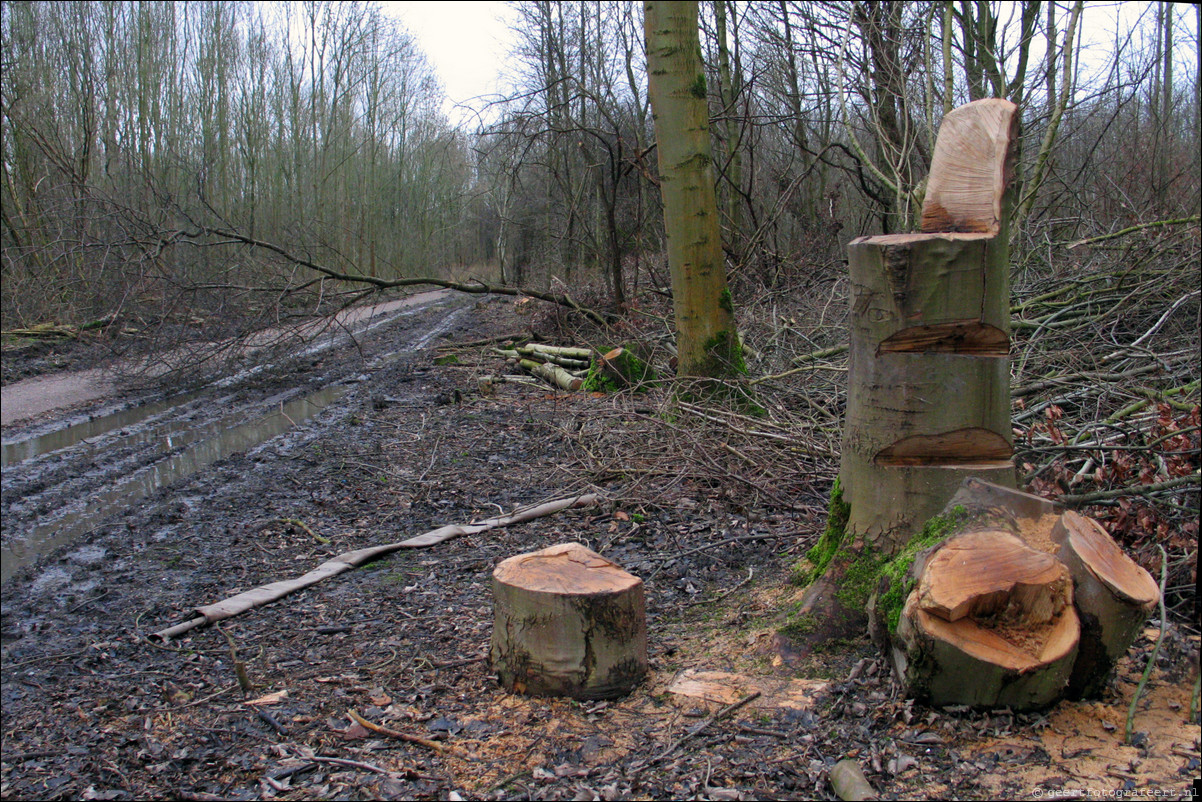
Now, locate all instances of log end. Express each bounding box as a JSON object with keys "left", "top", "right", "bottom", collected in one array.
[
  {"left": 491, "top": 543, "right": 647, "bottom": 700},
  {"left": 899, "top": 529, "right": 1080, "bottom": 709}
]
